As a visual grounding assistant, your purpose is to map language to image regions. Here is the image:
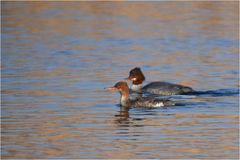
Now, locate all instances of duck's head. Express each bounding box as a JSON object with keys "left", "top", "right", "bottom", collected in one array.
[
  {"left": 106, "top": 81, "right": 129, "bottom": 95},
  {"left": 127, "top": 67, "right": 145, "bottom": 85}
]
